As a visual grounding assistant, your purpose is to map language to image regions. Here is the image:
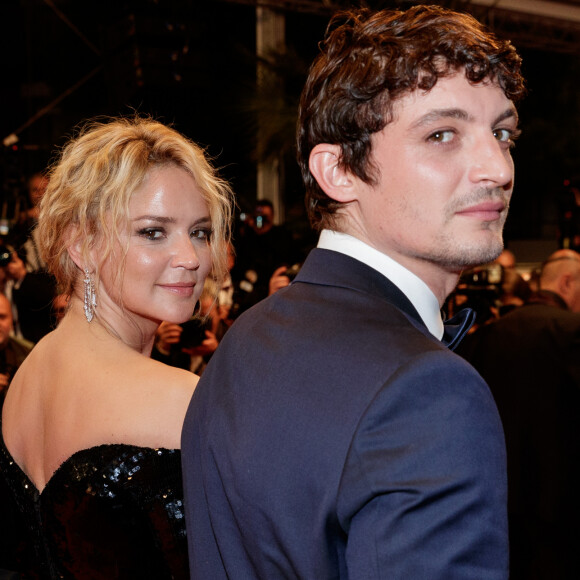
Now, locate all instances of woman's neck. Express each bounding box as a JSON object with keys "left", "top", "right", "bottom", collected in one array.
[{"left": 62, "top": 296, "right": 157, "bottom": 356}]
